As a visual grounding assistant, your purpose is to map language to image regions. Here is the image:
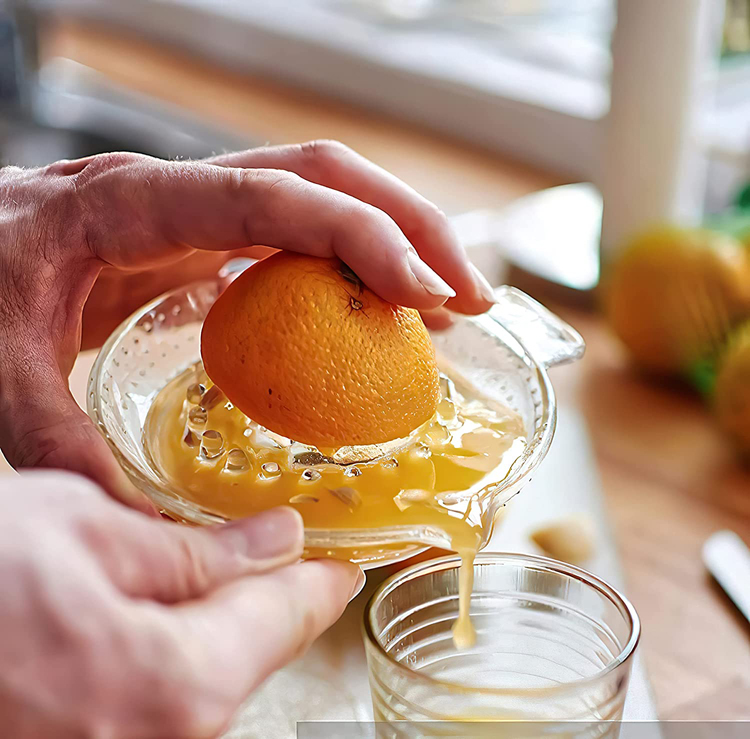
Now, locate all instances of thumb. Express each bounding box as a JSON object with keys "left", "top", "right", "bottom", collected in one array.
[
  {"left": 97, "top": 506, "right": 305, "bottom": 602},
  {"left": 0, "top": 346, "right": 156, "bottom": 515}
]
